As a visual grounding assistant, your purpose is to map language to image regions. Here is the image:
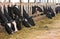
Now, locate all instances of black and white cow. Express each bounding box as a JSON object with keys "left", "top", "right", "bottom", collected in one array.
[
  {"left": 7, "top": 5, "right": 22, "bottom": 30},
  {"left": 55, "top": 6, "right": 60, "bottom": 14},
  {"left": 23, "top": 6, "right": 35, "bottom": 26},
  {"left": 0, "top": 6, "right": 13, "bottom": 34},
  {"left": 11, "top": 5, "right": 35, "bottom": 27},
  {"left": 48, "top": 6, "right": 55, "bottom": 17},
  {"left": 0, "top": 4, "right": 21, "bottom": 34},
  {"left": 9, "top": 5, "right": 30, "bottom": 28},
  {"left": 0, "top": 4, "right": 35, "bottom": 34},
  {"left": 10, "top": 5, "right": 30, "bottom": 28},
  {"left": 3, "top": 5, "right": 19, "bottom": 32},
  {"left": 43, "top": 6, "right": 55, "bottom": 19},
  {"left": 7, "top": 5, "right": 31, "bottom": 28},
  {"left": 32, "top": 6, "right": 43, "bottom": 14}
]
